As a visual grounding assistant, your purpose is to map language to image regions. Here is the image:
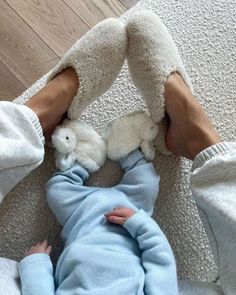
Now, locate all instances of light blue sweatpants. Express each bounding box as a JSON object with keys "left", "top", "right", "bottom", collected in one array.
[{"left": 0, "top": 101, "right": 236, "bottom": 295}]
